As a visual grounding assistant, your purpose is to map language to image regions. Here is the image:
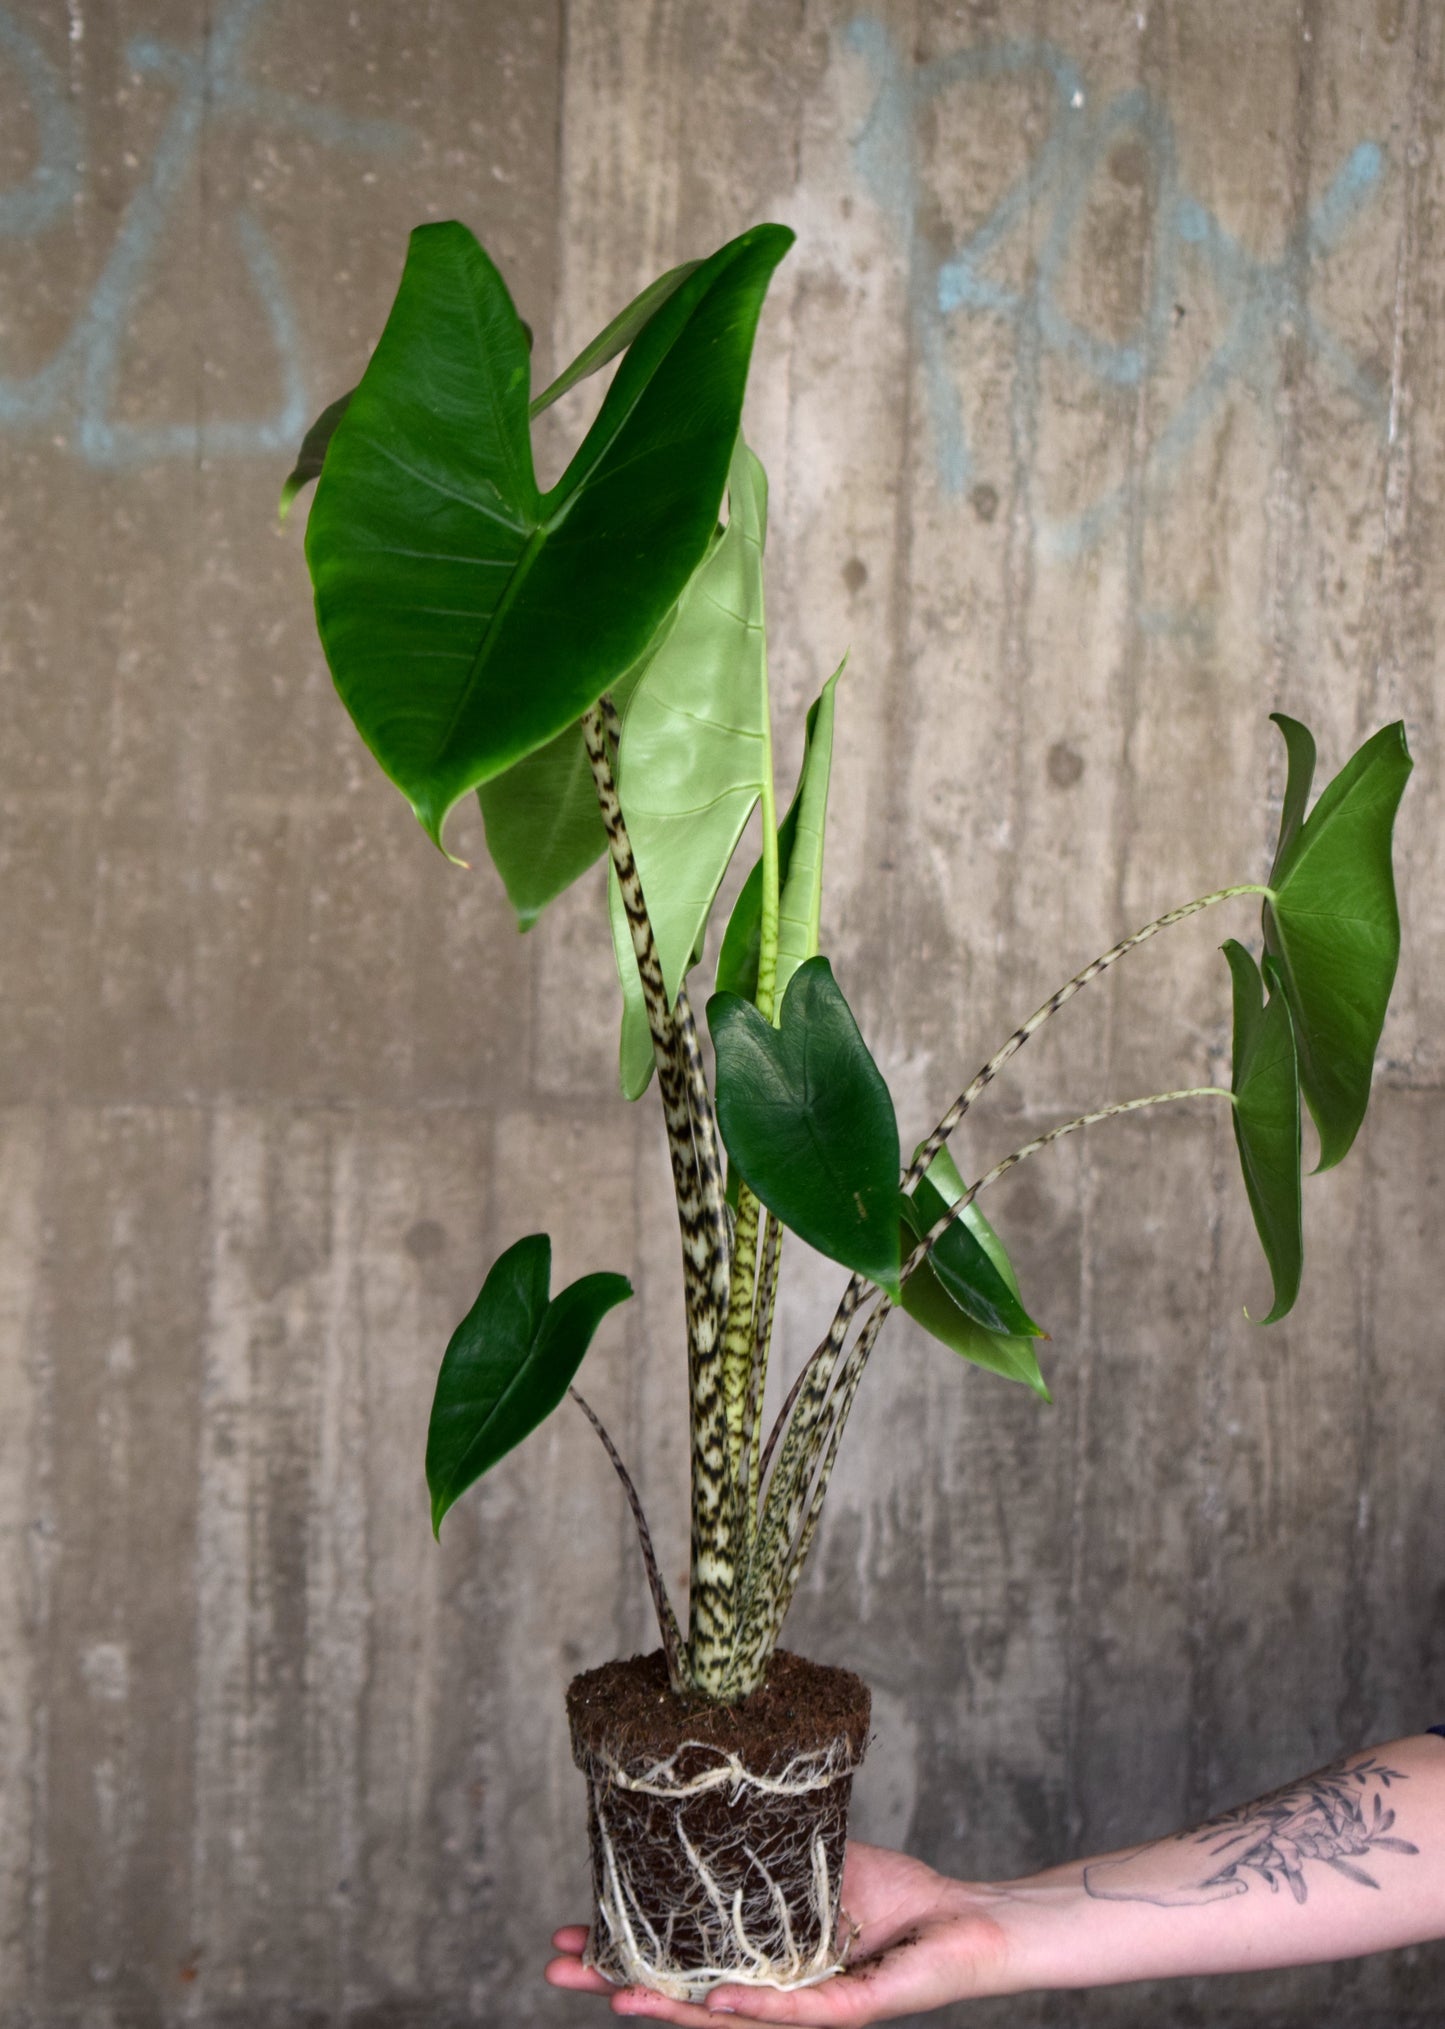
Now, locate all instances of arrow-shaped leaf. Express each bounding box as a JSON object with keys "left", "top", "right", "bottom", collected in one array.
[
  {"left": 1224, "top": 939, "right": 1302, "bottom": 1325},
  {"left": 425, "top": 1233, "right": 632, "bottom": 1535},
  {"left": 897, "top": 1146, "right": 1049, "bottom": 1397},
  {"left": 901, "top": 1146, "right": 1045, "bottom": 1340},
  {"left": 303, "top": 220, "right": 792, "bottom": 852},
  {"left": 1262, "top": 716, "right": 1411, "bottom": 1170},
  {"left": 716, "top": 659, "right": 845, "bottom": 1009},
  {"left": 900, "top": 1249, "right": 1052, "bottom": 1399},
  {"left": 279, "top": 262, "right": 698, "bottom": 522},
  {"left": 709, "top": 956, "right": 901, "bottom": 1293}
]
